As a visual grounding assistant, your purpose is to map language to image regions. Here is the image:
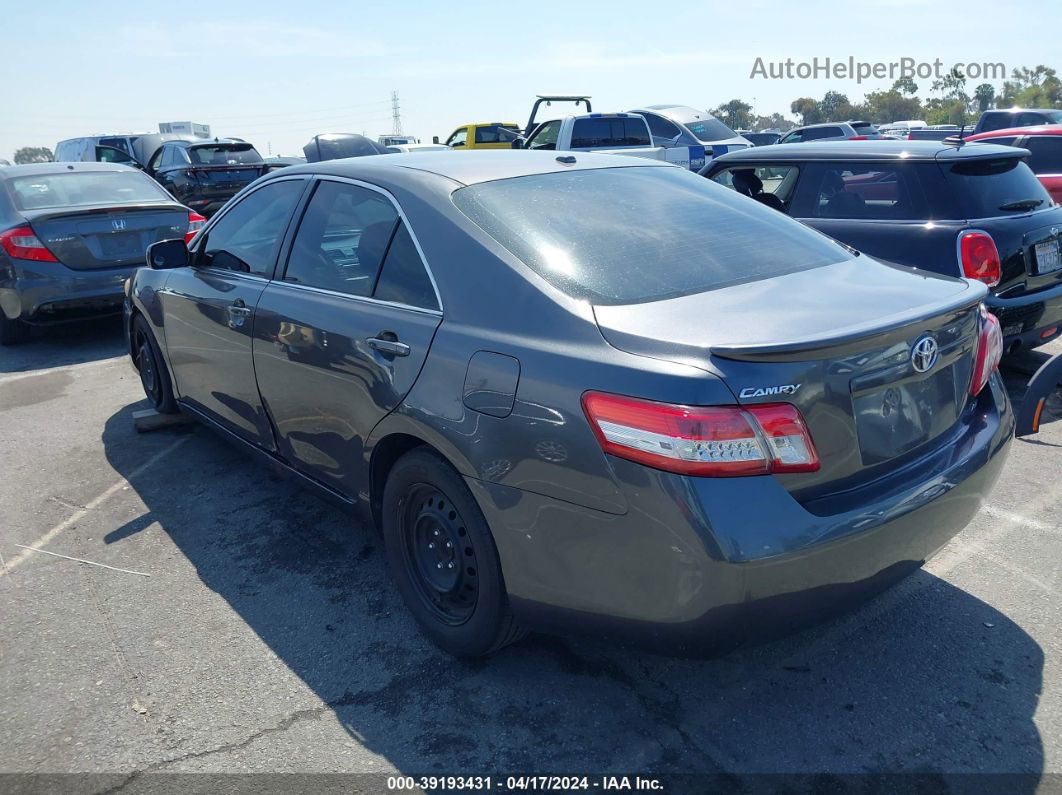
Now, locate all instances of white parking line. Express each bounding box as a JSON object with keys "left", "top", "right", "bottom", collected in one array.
[{"left": 0, "top": 435, "right": 189, "bottom": 578}]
